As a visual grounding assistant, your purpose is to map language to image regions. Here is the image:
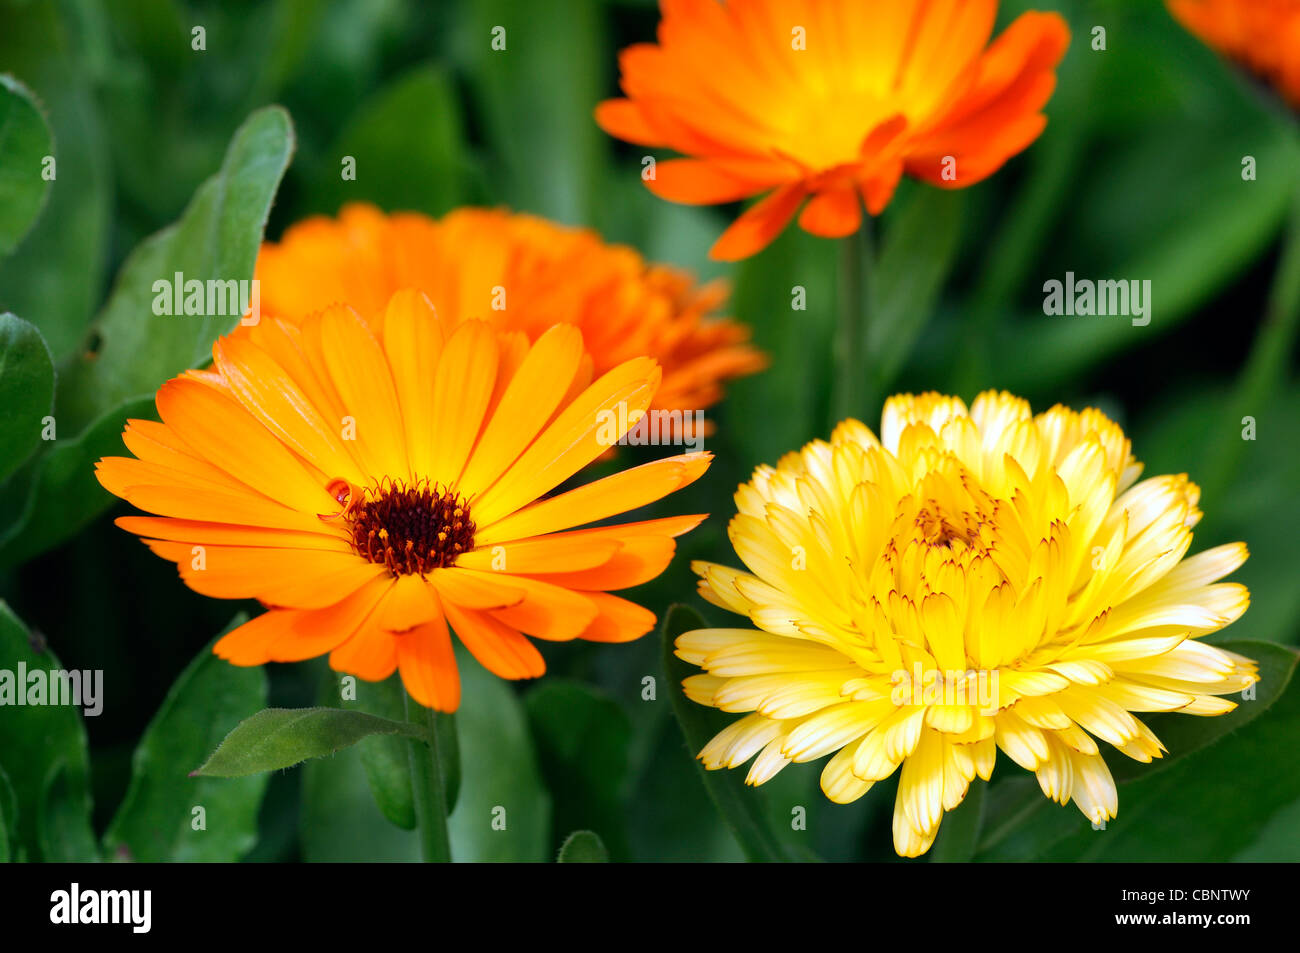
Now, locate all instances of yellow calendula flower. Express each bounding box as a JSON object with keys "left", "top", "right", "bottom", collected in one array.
[{"left": 677, "top": 391, "right": 1256, "bottom": 857}]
